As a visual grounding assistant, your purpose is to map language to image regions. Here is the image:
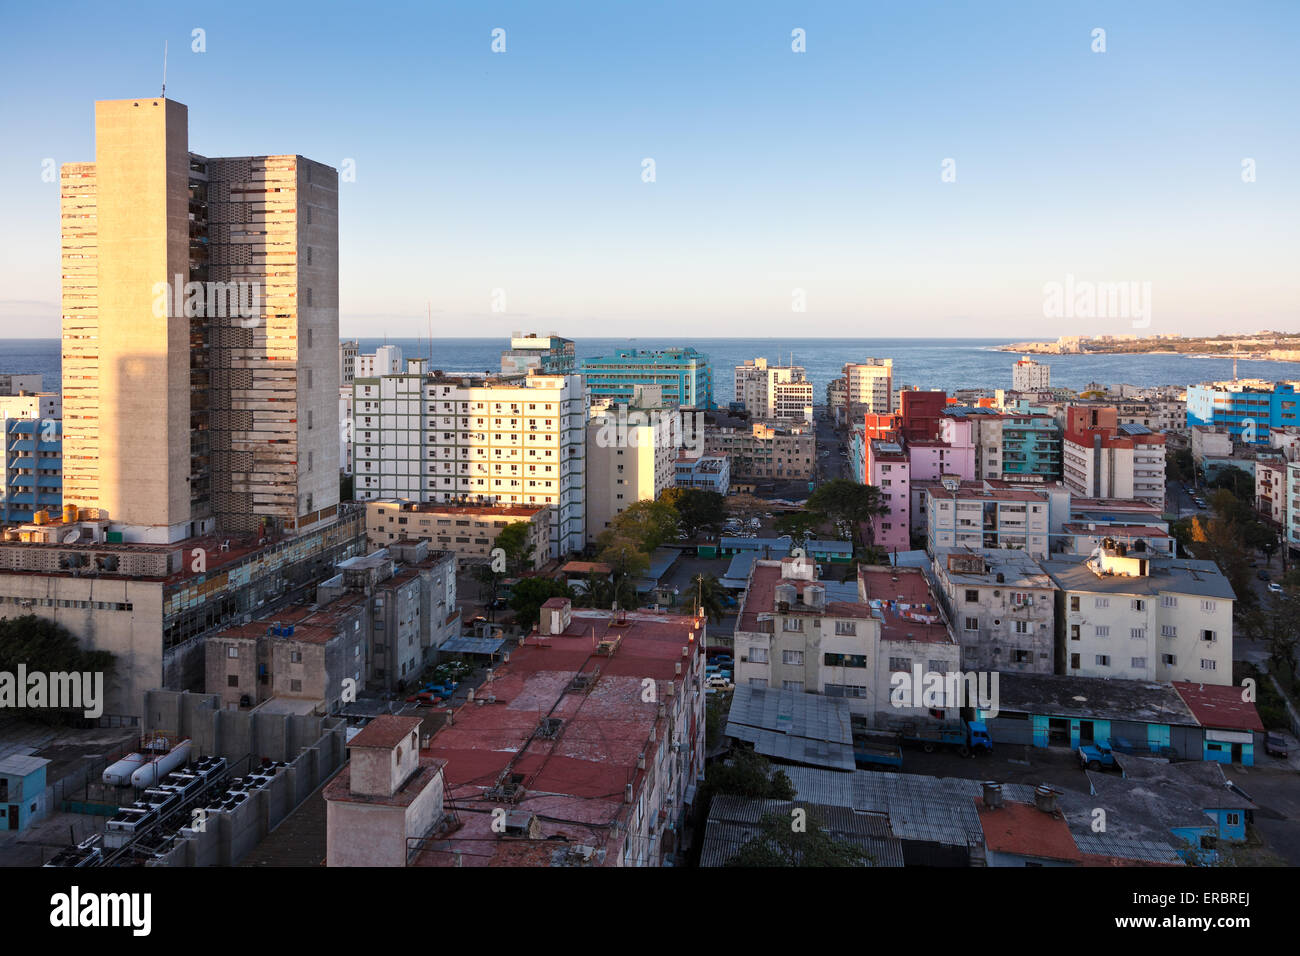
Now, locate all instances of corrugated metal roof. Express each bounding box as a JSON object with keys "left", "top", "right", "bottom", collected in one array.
[
  {"left": 725, "top": 686, "right": 856, "bottom": 771},
  {"left": 1072, "top": 833, "right": 1183, "bottom": 864},
  {"left": 439, "top": 636, "right": 506, "bottom": 654}
]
